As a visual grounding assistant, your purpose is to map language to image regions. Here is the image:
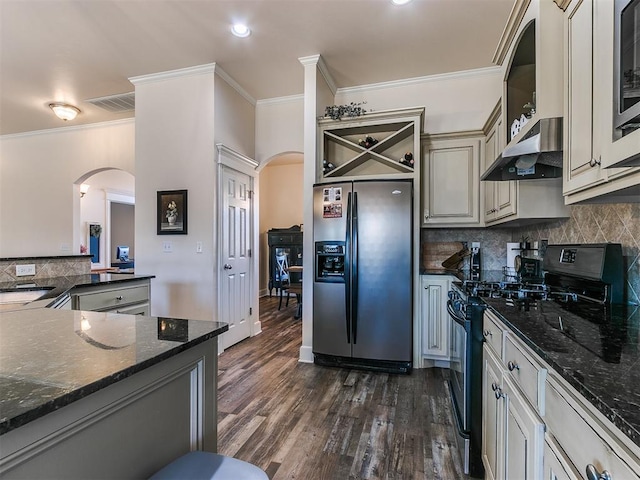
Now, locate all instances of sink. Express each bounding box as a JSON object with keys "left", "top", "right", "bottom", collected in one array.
[{"left": 0, "top": 287, "right": 54, "bottom": 310}]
